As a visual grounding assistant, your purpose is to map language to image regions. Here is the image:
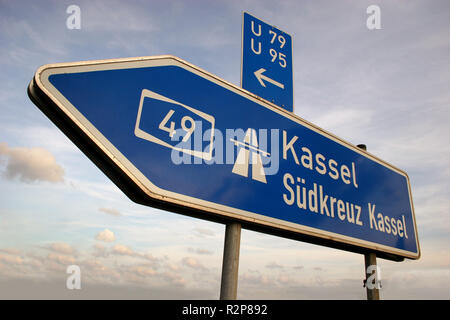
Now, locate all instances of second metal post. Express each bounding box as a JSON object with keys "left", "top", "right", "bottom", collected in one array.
[
  {"left": 357, "top": 144, "right": 381, "bottom": 300},
  {"left": 220, "top": 222, "right": 241, "bottom": 300}
]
